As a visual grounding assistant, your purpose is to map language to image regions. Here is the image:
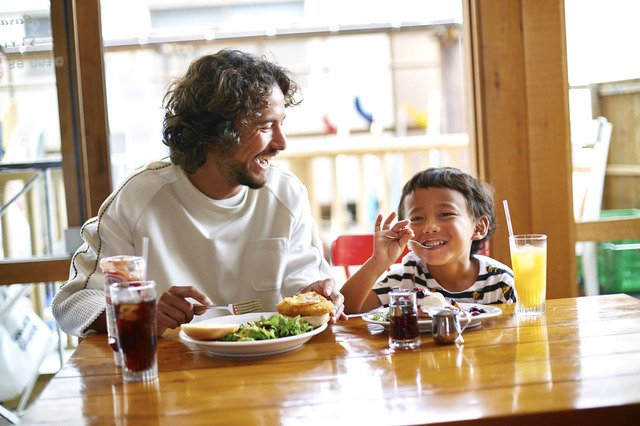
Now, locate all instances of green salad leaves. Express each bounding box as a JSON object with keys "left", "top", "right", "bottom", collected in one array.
[
  {"left": 220, "top": 314, "right": 314, "bottom": 341},
  {"left": 371, "top": 310, "right": 390, "bottom": 322}
]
